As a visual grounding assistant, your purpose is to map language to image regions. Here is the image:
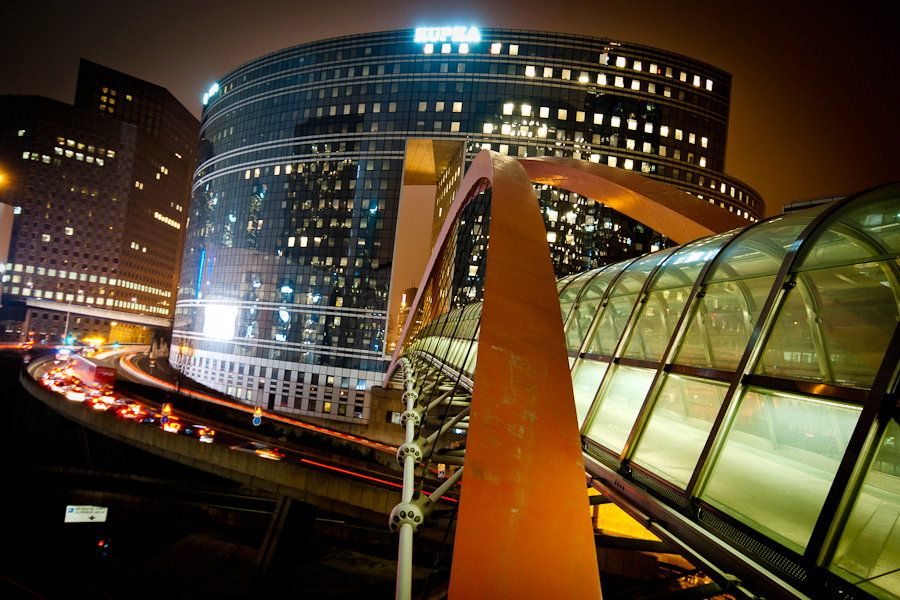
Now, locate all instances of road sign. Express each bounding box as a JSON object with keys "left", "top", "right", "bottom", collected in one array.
[
  {"left": 253, "top": 406, "right": 262, "bottom": 426},
  {"left": 252, "top": 416, "right": 261, "bottom": 427},
  {"left": 65, "top": 505, "right": 108, "bottom": 523}
]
